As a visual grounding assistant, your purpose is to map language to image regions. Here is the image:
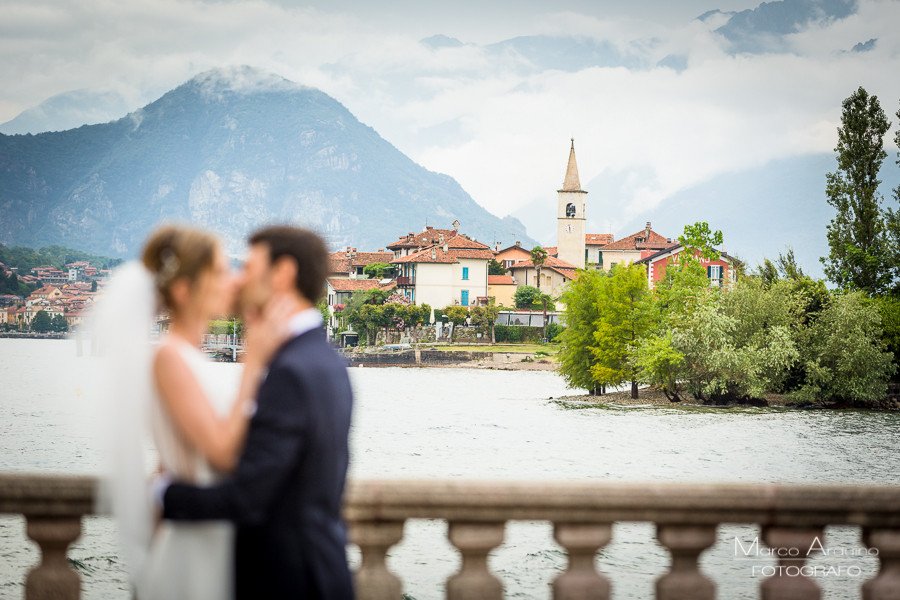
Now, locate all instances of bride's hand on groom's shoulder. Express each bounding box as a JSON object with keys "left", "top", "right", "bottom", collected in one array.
[{"left": 243, "top": 294, "right": 294, "bottom": 369}]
